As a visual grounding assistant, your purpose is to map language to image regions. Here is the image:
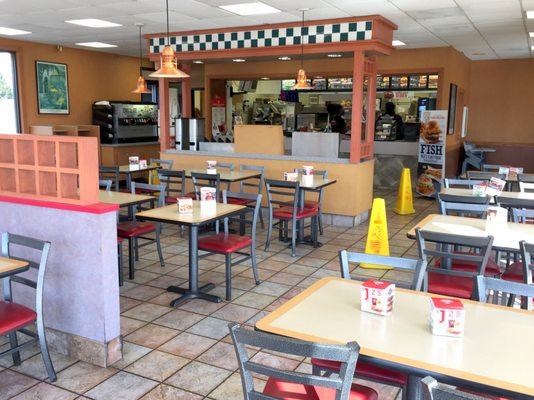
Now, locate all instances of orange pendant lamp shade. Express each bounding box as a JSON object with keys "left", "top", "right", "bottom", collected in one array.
[
  {"left": 150, "top": 45, "right": 190, "bottom": 79},
  {"left": 293, "top": 68, "right": 311, "bottom": 90},
  {"left": 132, "top": 75, "right": 151, "bottom": 94}
]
